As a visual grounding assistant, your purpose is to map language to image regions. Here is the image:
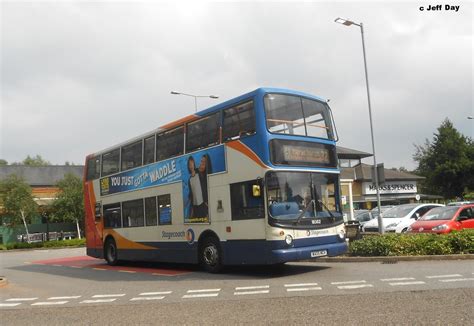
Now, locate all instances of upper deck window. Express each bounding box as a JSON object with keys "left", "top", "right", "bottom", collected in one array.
[
  {"left": 222, "top": 101, "right": 256, "bottom": 141},
  {"left": 86, "top": 156, "right": 100, "bottom": 180},
  {"left": 264, "top": 94, "right": 333, "bottom": 140},
  {"left": 102, "top": 148, "right": 120, "bottom": 176},
  {"left": 156, "top": 126, "right": 184, "bottom": 161},
  {"left": 143, "top": 136, "right": 155, "bottom": 165},
  {"left": 186, "top": 113, "right": 220, "bottom": 152},
  {"left": 121, "top": 140, "right": 143, "bottom": 171}
]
